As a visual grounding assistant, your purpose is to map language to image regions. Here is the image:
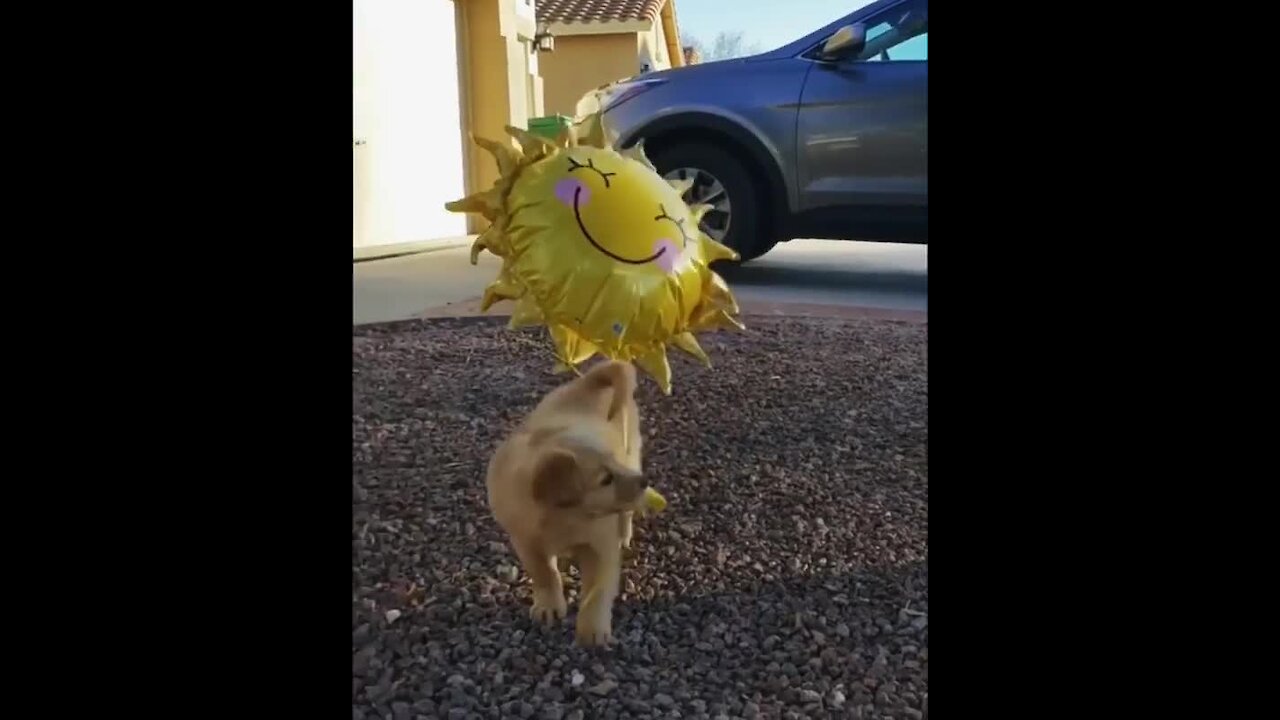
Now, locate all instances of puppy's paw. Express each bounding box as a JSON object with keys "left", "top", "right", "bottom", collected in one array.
[
  {"left": 530, "top": 596, "right": 567, "bottom": 626},
  {"left": 575, "top": 616, "right": 613, "bottom": 647},
  {"left": 574, "top": 627, "right": 614, "bottom": 647}
]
